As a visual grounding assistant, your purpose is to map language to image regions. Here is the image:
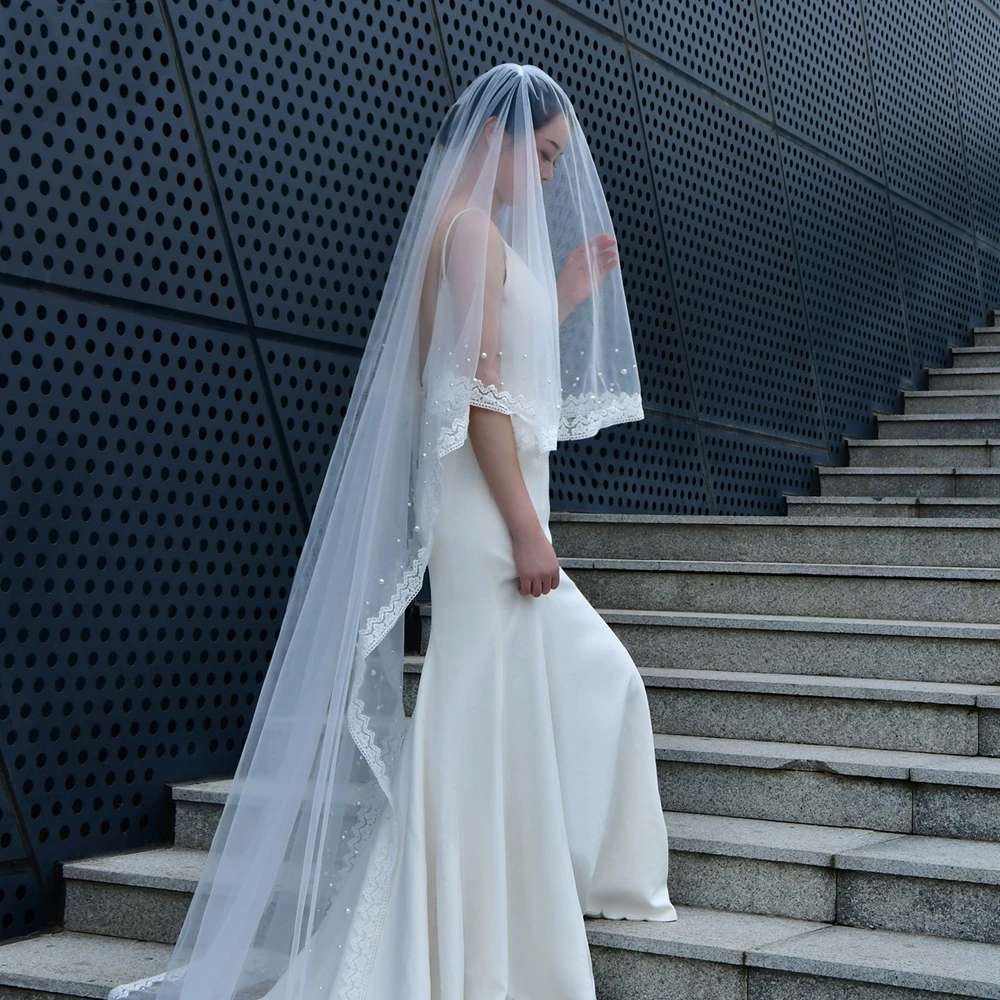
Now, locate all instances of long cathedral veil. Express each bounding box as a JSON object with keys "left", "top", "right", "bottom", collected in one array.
[{"left": 112, "top": 62, "right": 644, "bottom": 1000}]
